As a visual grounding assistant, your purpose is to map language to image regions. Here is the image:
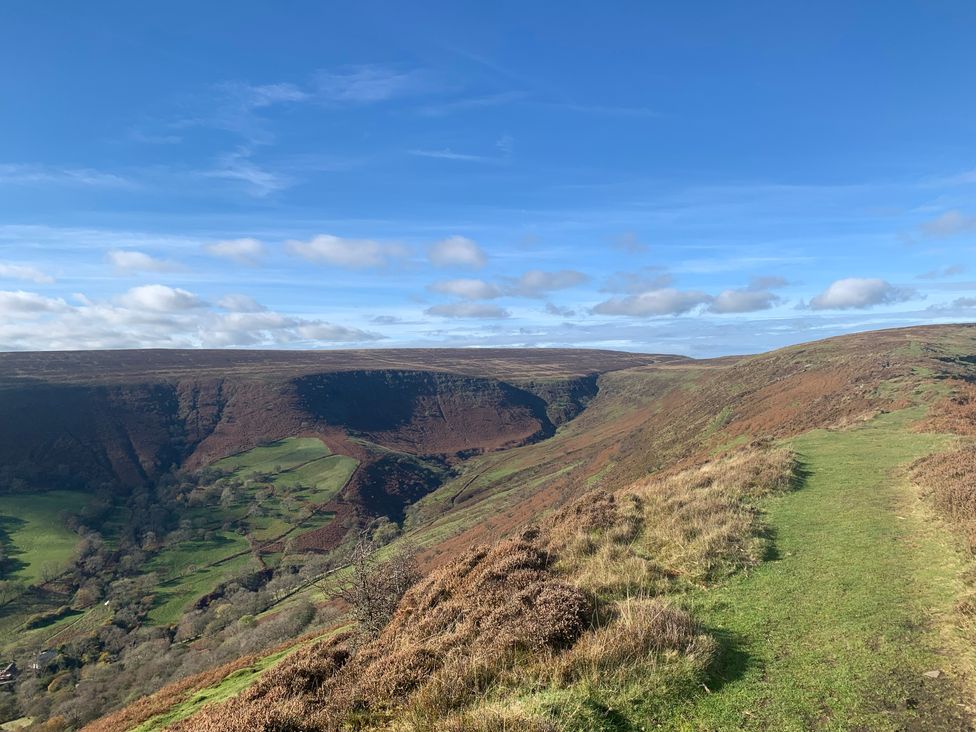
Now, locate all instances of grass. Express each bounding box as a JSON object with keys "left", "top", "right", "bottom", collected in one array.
[
  {"left": 271, "top": 454, "right": 358, "bottom": 504},
  {"left": 135, "top": 440, "right": 357, "bottom": 626},
  {"left": 130, "top": 645, "right": 297, "bottom": 732},
  {"left": 661, "top": 409, "right": 966, "bottom": 730},
  {"left": 0, "top": 490, "right": 89, "bottom": 585},
  {"left": 214, "top": 437, "right": 331, "bottom": 475},
  {"left": 145, "top": 533, "right": 253, "bottom": 625}
]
